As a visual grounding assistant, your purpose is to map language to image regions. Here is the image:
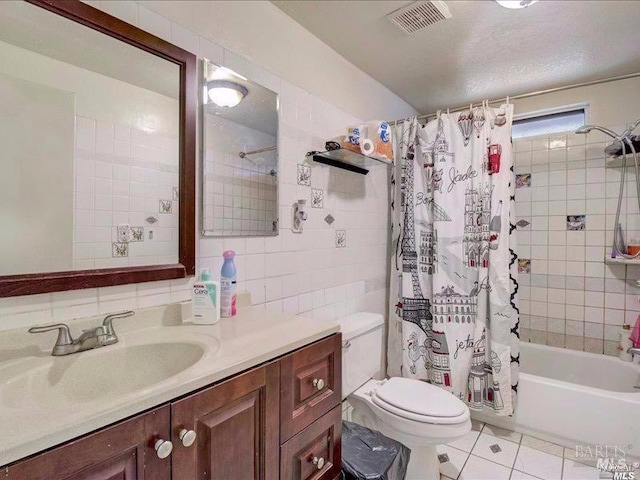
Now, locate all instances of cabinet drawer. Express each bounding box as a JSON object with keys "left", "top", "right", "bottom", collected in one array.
[
  {"left": 280, "top": 406, "right": 342, "bottom": 480},
  {"left": 280, "top": 334, "right": 341, "bottom": 441}
]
